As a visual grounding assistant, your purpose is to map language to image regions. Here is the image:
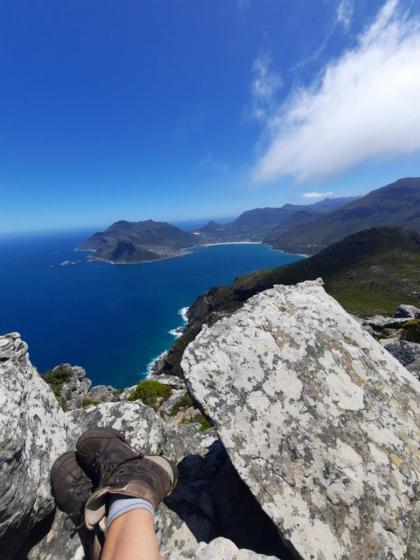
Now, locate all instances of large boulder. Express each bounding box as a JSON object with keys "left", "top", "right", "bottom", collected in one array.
[
  {"left": 182, "top": 280, "right": 420, "bottom": 560},
  {"left": 0, "top": 333, "right": 67, "bottom": 559}
]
